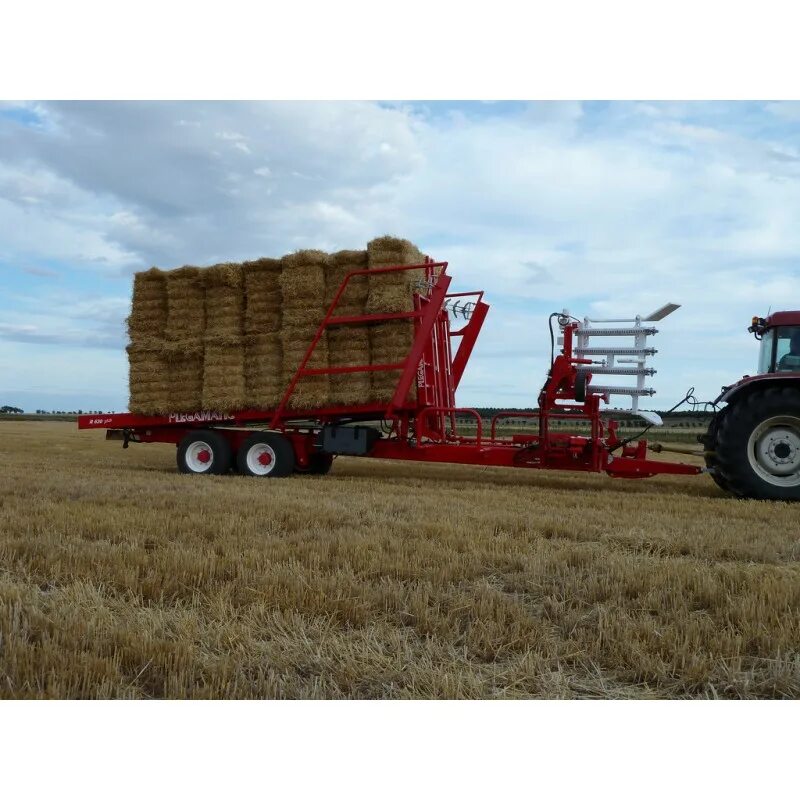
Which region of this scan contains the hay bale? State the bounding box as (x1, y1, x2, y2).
(165, 352, 205, 412)
(370, 320, 417, 404)
(127, 343, 171, 415)
(279, 251, 330, 410)
(328, 326, 371, 405)
(244, 333, 283, 409)
(281, 323, 329, 410)
(164, 266, 206, 344)
(281, 324, 328, 370)
(204, 263, 244, 338)
(161, 338, 204, 362)
(365, 236, 424, 314)
(366, 237, 425, 403)
(202, 335, 246, 412)
(279, 250, 329, 305)
(281, 305, 327, 329)
(326, 249, 369, 316)
(150, 336, 205, 412)
(243, 258, 282, 335)
(127, 267, 168, 345)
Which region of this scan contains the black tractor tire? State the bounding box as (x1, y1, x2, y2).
(236, 431, 295, 477)
(295, 453, 334, 475)
(711, 386, 800, 501)
(702, 410, 733, 494)
(177, 430, 232, 475)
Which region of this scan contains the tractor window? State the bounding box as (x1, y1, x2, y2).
(775, 326, 800, 372)
(757, 329, 774, 374)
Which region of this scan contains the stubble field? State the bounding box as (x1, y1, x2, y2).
(1, 420, 798, 699)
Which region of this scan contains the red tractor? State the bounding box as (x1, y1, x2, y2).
(704, 311, 800, 501)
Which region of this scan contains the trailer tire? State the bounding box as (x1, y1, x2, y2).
(177, 430, 232, 475)
(295, 453, 334, 475)
(713, 387, 800, 501)
(237, 432, 295, 477)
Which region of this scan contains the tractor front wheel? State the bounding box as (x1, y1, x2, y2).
(711, 387, 800, 501)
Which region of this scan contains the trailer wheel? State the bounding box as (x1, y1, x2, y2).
(177, 430, 232, 475)
(713, 387, 800, 501)
(237, 432, 295, 477)
(295, 453, 334, 475)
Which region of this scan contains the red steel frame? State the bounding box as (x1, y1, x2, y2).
(78, 260, 702, 480)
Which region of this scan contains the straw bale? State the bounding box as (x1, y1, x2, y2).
(328, 326, 371, 405)
(243, 258, 282, 335)
(288, 378, 330, 410)
(127, 343, 170, 415)
(279, 250, 329, 305)
(244, 333, 283, 369)
(281, 323, 329, 410)
(326, 249, 369, 315)
(127, 267, 168, 343)
(204, 261, 243, 289)
(164, 266, 206, 343)
(365, 236, 424, 314)
(281, 304, 326, 329)
(202, 335, 246, 412)
(165, 353, 205, 412)
(281, 325, 328, 370)
(370, 320, 416, 404)
(244, 333, 283, 409)
(161, 338, 204, 362)
(204, 263, 244, 338)
(366, 237, 424, 402)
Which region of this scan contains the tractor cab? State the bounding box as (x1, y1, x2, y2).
(749, 311, 800, 374)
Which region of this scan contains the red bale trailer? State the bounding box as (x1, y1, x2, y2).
(79, 258, 705, 485)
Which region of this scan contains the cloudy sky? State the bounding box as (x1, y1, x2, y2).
(1, 100, 799, 412)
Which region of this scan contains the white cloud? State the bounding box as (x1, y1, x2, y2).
(1, 100, 799, 410)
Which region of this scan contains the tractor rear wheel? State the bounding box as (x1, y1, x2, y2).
(711, 386, 800, 501)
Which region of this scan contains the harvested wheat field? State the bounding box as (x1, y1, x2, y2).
(1, 420, 799, 699)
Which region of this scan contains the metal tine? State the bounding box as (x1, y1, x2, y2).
(443, 298, 476, 320)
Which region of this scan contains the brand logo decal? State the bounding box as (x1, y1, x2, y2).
(168, 411, 236, 423)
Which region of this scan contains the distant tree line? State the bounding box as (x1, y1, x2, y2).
(32, 410, 114, 415)
(0, 408, 116, 415)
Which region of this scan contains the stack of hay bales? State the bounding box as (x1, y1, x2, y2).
(126, 237, 430, 415)
(202, 263, 245, 412)
(278, 250, 330, 409)
(242, 258, 283, 409)
(366, 236, 424, 404)
(163, 266, 206, 412)
(126, 268, 170, 414)
(325, 249, 371, 405)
